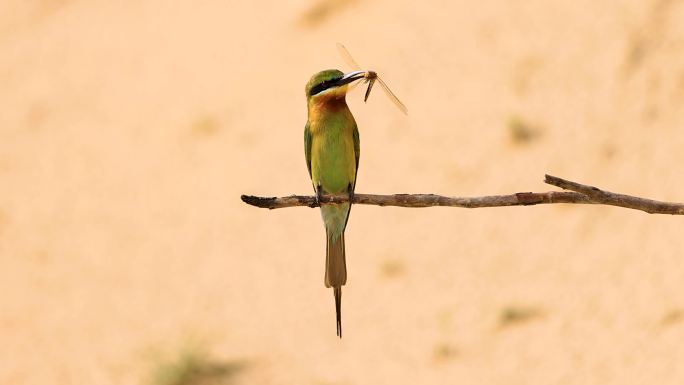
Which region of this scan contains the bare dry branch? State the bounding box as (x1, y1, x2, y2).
(544, 174, 684, 215)
(241, 174, 684, 215)
(241, 191, 590, 209)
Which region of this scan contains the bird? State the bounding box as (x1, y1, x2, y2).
(304, 69, 366, 338)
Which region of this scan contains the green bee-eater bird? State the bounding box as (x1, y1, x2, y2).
(304, 69, 366, 338)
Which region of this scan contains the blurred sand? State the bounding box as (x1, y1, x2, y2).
(1, 0, 684, 384)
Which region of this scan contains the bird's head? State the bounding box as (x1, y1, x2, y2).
(305, 69, 366, 105)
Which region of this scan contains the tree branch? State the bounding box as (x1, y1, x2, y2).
(241, 174, 684, 215)
(543, 174, 684, 215)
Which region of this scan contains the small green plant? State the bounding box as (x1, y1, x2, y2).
(661, 309, 683, 326)
(380, 258, 405, 278)
(507, 115, 541, 144)
(191, 115, 220, 137)
(149, 345, 243, 385)
(432, 342, 459, 362)
(499, 306, 543, 327)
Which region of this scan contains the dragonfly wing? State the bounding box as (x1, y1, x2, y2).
(336, 43, 362, 70)
(377, 76, 408, 114)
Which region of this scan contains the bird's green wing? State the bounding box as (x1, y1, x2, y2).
(304, 122, 312, 179)
(352, 123, 360, 190)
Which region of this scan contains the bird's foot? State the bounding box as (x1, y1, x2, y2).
(347, 184, 354, 205)
(314, 185, 323, 207)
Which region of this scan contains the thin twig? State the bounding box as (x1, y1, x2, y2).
(241, 174, 684, 215)
(544, 174, 684, 215)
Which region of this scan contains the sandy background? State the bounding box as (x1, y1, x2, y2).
(1, 0, 684, 384)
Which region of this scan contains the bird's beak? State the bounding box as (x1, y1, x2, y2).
(335, 70, 366, 87)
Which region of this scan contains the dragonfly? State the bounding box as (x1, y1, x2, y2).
(336, 43, 408, 115)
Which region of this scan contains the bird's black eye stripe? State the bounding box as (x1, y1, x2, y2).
(310, 77, 342, 96)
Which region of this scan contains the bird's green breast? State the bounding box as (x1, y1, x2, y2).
(309, 109, 357, 194)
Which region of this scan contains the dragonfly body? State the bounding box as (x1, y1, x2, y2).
(362, 71, 377, 102)
(336, 43, 407, 114)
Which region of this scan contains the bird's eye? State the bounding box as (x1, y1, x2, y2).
(310, 78, 340, 96)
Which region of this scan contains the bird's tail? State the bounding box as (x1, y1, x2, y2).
(326, 232, 346, 338)
(333, 287, 342, 337)
(325, 232, 347, 287)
